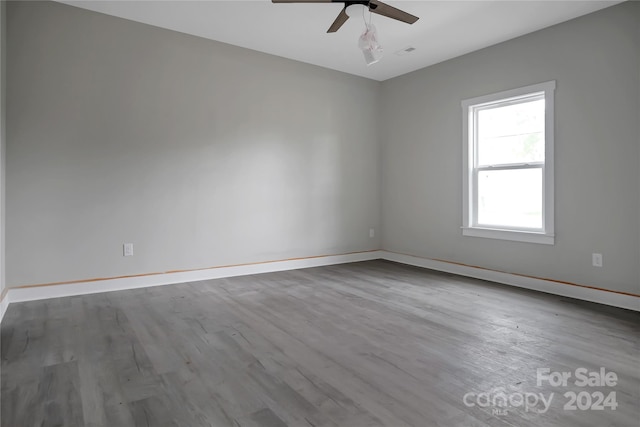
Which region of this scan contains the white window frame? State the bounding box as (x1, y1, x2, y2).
(461, 81, 555, 245)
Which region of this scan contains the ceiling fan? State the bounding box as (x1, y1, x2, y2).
(272, 0, 419, 33)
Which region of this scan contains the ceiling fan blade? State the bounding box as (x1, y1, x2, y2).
(368, 0, 419, 25)
(327, 8, 349, 33)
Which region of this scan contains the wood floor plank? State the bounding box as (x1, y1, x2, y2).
(2, 260, 639, 426)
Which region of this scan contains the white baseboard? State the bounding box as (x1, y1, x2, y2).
(6, 250, 384, 305)
(381, 251, 640, 312)
(1, 249, 637, 323)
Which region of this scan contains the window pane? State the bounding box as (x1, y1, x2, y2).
(477, 98, 544, 166)
(477, 168, 542, 229)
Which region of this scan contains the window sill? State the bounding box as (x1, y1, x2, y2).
(462, 227, 555, 245)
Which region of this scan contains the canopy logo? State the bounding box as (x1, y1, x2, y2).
(462, 367, 619, 417)
(462, 387, 553, 416)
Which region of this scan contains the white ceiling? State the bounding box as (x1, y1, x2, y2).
(58, 0, 623, 81)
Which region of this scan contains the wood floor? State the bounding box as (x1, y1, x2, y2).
(2, 260, 639, 427)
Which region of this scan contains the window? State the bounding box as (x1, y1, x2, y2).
(462, 81, 555, 245)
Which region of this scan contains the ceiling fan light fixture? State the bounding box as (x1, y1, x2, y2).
(358, 23, 383, 66)
(345, 3, 366, 18)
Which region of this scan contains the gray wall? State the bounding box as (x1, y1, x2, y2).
(7, 1, 639, 296)
(6, 1, 381, 287)
(381, 1, 640, 294)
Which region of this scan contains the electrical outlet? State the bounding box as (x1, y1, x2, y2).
(369, 228, 375, 238)
(592, 253, 603, 267)
(123, 243, 134, 257)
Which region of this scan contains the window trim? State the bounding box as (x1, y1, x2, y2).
(461, 81, 556, 245)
